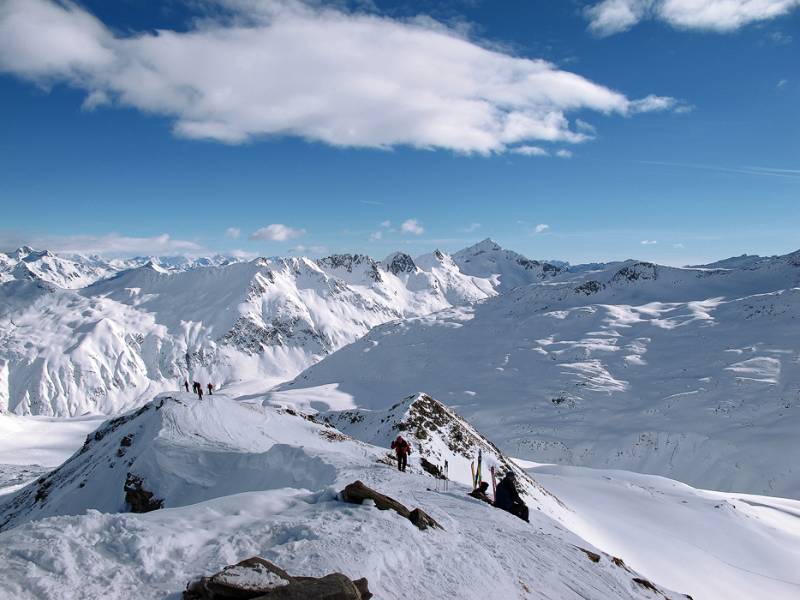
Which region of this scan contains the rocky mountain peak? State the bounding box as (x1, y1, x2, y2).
(383, 252, 417, 274)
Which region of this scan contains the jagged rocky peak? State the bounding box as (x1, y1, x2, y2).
(323, 392, 555, 506)
(317, 253, 375, 272)
(383, 252, 418, 274)
(11, 245, 38, 259)
(316, 253, 382, 282)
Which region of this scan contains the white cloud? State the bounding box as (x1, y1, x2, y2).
(586, 0, 800, 36)
(288, 244, 327, 255)
(777, 78, 788, 88)
(380, 220, 392, 228)
(249, 224, 305, 241)
(0, 232, 203, 257)
(228, 248, 258, 259)
(533, 224, 550, 234)
(464, 223, 482, 233)
(673, 242, 685, 248)
(511, 145, 549, 157)
(225, 227, 241, 239)
(369, 230, 383, 241)
(401, 219, 425, 235)
(0, 0, 683, 154)
(641, 239, 658, 245)
(556, 149, 573, 158)
(575, 119, 597, 135)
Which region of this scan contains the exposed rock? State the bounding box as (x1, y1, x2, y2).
(339, 480, 442, 531)
(419, 456, 445, 479)
(577, 547, 601, 563)
(184, 556, 372, 600)
(573, 280, 604, 295)
(383, 252, 417, 274)
(408, 508, 440, 531)
(124, 473, 163, 513)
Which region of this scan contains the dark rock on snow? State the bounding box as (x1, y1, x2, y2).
(340, 480, 442, 531)
(184, 556, 372, 600)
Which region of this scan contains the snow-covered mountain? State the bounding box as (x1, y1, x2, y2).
(0, 244, 542, 416)
(453, 238, 563, 292)
(2, 390, 797, 600)
(0, 392, 692, 599)
(277, 249, 800, 498)
(0, 246, 246, 289)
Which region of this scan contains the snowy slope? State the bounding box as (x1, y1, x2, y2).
(0, 393, 373, 531)
(530, 465, 800, 600)
(0, 248, 515, 416)
(0, 392, 689, 600)
(278, 251, 800, 497)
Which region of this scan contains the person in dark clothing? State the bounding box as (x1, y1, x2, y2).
(183, 380, 189, 393)
(469, 480, 492, 504)
(390, 435, 412, 472)
(207, 383, 214, 395)
(493, 471, 529, 522)
(192, 381, 202, 400)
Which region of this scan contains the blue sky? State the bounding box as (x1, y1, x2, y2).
(0, 0, 798, 265)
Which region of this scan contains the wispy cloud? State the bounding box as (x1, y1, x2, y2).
(288, 244, 327, 255)
(641, 239, 658, 245)
(586, 0, 800, 37)
(463, 223, 482, 233)
(0, 0, 683, 154)
(532, 224, 550, 234)
(360, 200, 384, 206)
(401, 219, 425, 235)
(777, 78, 788, 88)
(556, 149, 573, 159)
(225, 227, 241, 239)
(0, 232, 203, 257)
(249, 224, 306, 242)
(369, 230, 383, 241)
(511, 145, 549, 157)
(639, 160, 800, 179)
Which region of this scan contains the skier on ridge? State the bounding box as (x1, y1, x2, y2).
(390, 435, 412, 472)
(494, 471, 529, 522)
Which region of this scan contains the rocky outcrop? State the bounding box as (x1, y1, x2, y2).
(184, 556, 372, 600)
(383, 252, 417, 275)
(124, 473, 163, 513)
(339, 480, 442, 531)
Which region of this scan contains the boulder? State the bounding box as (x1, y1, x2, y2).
(340, 480, 442, 531)
(184, 556, 372, 600)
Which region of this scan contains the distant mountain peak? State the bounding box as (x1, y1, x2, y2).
(383, 252, 418, 274)
(459, 238, 502, 255)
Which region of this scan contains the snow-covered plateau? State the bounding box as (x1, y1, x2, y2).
(1, 240, 799, 599)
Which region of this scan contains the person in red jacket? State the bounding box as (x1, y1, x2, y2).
(390, 435, 412, 472)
